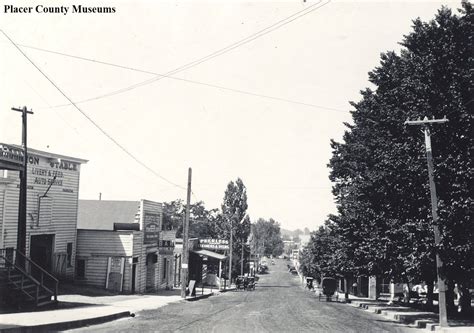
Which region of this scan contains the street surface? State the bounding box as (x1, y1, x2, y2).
(69, 259, 417, 332)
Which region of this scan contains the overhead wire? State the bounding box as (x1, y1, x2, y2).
(43, 1, 331, 108)
(0, 29, 187, 191)
(17, 43, 346, 113)
(1, 1, 333, 198)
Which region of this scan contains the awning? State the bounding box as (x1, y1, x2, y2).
(192, 249, 227, 261)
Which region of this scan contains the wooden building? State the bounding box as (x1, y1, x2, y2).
(76, 199, 171, 293)
(0, 143, 87, 280)
(174, 238, 228, 289)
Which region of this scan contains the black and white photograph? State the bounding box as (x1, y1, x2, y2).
(0, 0, 472, 332)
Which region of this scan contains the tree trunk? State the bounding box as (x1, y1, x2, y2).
(446, 280, 456, 315)
(403, 281, 411, 303)
(426, 280, 434, 309)
(458, 284, 472, 317)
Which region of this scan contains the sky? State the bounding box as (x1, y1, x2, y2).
(0, 0, 460, 231)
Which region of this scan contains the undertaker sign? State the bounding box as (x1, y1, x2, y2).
(198, 238, 230, 250)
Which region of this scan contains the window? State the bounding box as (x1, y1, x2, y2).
(146, 253, 157, 266)
(67, 243, 73, 267)
(163, 258, 167, 279)
(38, 196, 52, 225)
(76, 259, 86, 279)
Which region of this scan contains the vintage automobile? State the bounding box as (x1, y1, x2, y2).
(318, 277, 338, 301)
(235, 276, 256, 291)
(306, 277, 314, 290)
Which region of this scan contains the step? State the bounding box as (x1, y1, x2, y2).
(376, 306, 413, 314)
(393, 312, 438, 324)
(412, 319, 436, 329)
(360, 302, 389, 309)
(36, 299, 57, 307)
(9, 280, 38, 290)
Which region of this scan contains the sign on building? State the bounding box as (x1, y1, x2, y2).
(0, 143, 24, 171)
(144, 212, 160, 244)
(198, 238, 229, 250)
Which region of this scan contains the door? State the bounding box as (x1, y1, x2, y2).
(131, 263, 137, 293)
(30, 234, 54, 279)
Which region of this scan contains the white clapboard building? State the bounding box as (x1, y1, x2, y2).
(76, 199, 171, 293)
(0, 143, 87, 280)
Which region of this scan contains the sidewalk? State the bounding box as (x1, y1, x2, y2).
(347, 297, 474, 332)
(0, 287, 222, 332)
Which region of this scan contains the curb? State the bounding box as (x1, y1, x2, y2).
(185, 292, 215, 302)
(0, 311, 131, 333)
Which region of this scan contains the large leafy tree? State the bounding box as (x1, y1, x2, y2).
(162, 199, 219, 238)
(327, 2, 472, 315)
(251, 218, 284, 257)
(217, 178, 251, 277)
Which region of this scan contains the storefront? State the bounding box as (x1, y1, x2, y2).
(0, 143, 87, 280)
(174, 238, 228, 289)
(76, 199, 167, 293)
(158, 229, 176, 290)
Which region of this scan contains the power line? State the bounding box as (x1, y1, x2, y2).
(18, 43, 346, 113)
(37, 1, 331, 108)
(1, 29, 187, 191)
(1, 1, 332, 198)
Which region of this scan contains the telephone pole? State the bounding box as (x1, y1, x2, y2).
(180, 168, 192, 298)
(404, 116, 448, 328)
(228, 215, 233, 288)
(12, 106, 33, 266)
(241, 242, 244, 276)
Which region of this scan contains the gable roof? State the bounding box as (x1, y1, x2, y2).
(78, 200, 140, 230)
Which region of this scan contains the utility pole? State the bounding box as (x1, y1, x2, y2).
(228, 215, 233, 289)
(241, 242, 244, 276)
(405, 116, 448, 328)
(180, 168, 192, 298)
(12, 106, 33, 267)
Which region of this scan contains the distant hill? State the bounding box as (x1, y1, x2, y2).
(280, 227, 307, 239)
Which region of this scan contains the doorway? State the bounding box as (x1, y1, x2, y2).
(131, 262, 137, 293)
(30, 234, 54, 278)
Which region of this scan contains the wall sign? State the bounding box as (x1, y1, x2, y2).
(144, 212, 160, 244)
(198, 238, 230, 250)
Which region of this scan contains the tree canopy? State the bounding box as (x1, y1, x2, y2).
(251, 218, 284, 257)
(301, 2, 473, 316)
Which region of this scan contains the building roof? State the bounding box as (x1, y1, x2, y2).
(78, 200, 140, 230)
(1, 142, 88, 164)
(192, 249, 227, 261)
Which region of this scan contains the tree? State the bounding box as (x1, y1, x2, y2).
(251, 218, 284, 257)
(299, 224, 345, 282)
(327, 2, 473, 315)
(217, 178, 250, 278)
(162, 199, 219, 239)
(293, 229, 304, 237)
(162, 199, 184, 231)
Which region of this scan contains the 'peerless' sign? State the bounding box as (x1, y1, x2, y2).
(198, 238, 230, 250)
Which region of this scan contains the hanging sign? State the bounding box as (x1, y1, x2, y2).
(198, 238, 230, 250)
